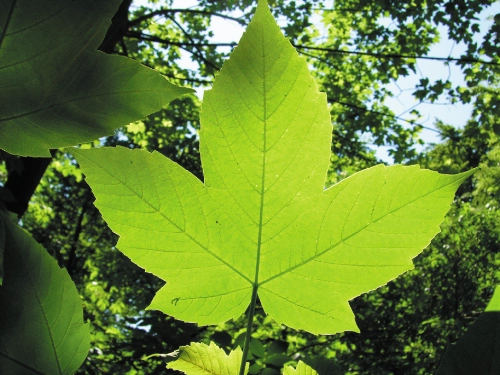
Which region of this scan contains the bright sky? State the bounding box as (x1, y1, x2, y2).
(381, 1, 500, 156)
(147, 0, 500, 162)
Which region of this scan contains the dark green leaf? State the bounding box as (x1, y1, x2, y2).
(0, 0, 192, 157)
(436, 286, 500, 375)
(0, 212, 89, 374)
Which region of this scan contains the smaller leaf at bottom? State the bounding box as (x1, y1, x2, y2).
(167, 342, 249, 375)
(283, 361, 318, 375)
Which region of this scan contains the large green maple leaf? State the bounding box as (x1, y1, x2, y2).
(71, 0, 475, 334)
(0, 0, 192, 157)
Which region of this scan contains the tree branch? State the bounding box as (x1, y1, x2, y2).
(129, 8, 246, 27)
(99, 0, 133, 54)
(126, 33, 499, 67)
(329, 98, 449, 135)
(3, 152, 55, 218)
(126, 34, 459, 142)
(126, 31, 236, 48)
(163, 13, 220, 73)
(119, 39, 129, 57)
(162, 72, 213, 84)
(293, 44, 500, 66)
(66, 200, 88, 275)
(126, 32, 224, 72)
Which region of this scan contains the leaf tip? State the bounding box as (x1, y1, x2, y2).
(255, 0, 273, 18)
(257, 0, 269, 9)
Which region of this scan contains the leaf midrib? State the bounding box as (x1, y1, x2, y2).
(5, 225, 63, 374)
(26, 262, 63, 374)
(253, 20, 269, 290)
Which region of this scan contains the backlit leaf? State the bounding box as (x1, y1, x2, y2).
(0, 212, 89, 374)
(283, 361, 318, 375)
(167, 342, 248, 375)
(71, 0, 475, 334)
(0, 0, 192, 157)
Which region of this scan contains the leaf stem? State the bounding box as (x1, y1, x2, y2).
(239, 283, 259, 375)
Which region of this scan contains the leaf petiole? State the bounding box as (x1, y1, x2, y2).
(239, 283, 259, 375)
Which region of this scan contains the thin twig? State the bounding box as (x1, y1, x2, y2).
(162, 73, 213, 84)
(126, 33, 498, 67)
(329, 98, 452, 138)
(167, 14, 220, 72)
(293, 44, 500, 66)
(126, 31, 235, 48)
(129, 8, 246, 26)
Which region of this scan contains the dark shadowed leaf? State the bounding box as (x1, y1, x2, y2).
(0, 212, 89, 374)
(437, 286, 500, 375)
(0, 0, 192, 157)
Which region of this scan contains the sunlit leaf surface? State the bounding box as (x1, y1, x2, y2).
(167, 342, 248, 375)
(283, 361, 319, 375)
(71, 0, 475, 334)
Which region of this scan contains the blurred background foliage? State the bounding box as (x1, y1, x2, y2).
(1, 0, 499, 373)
